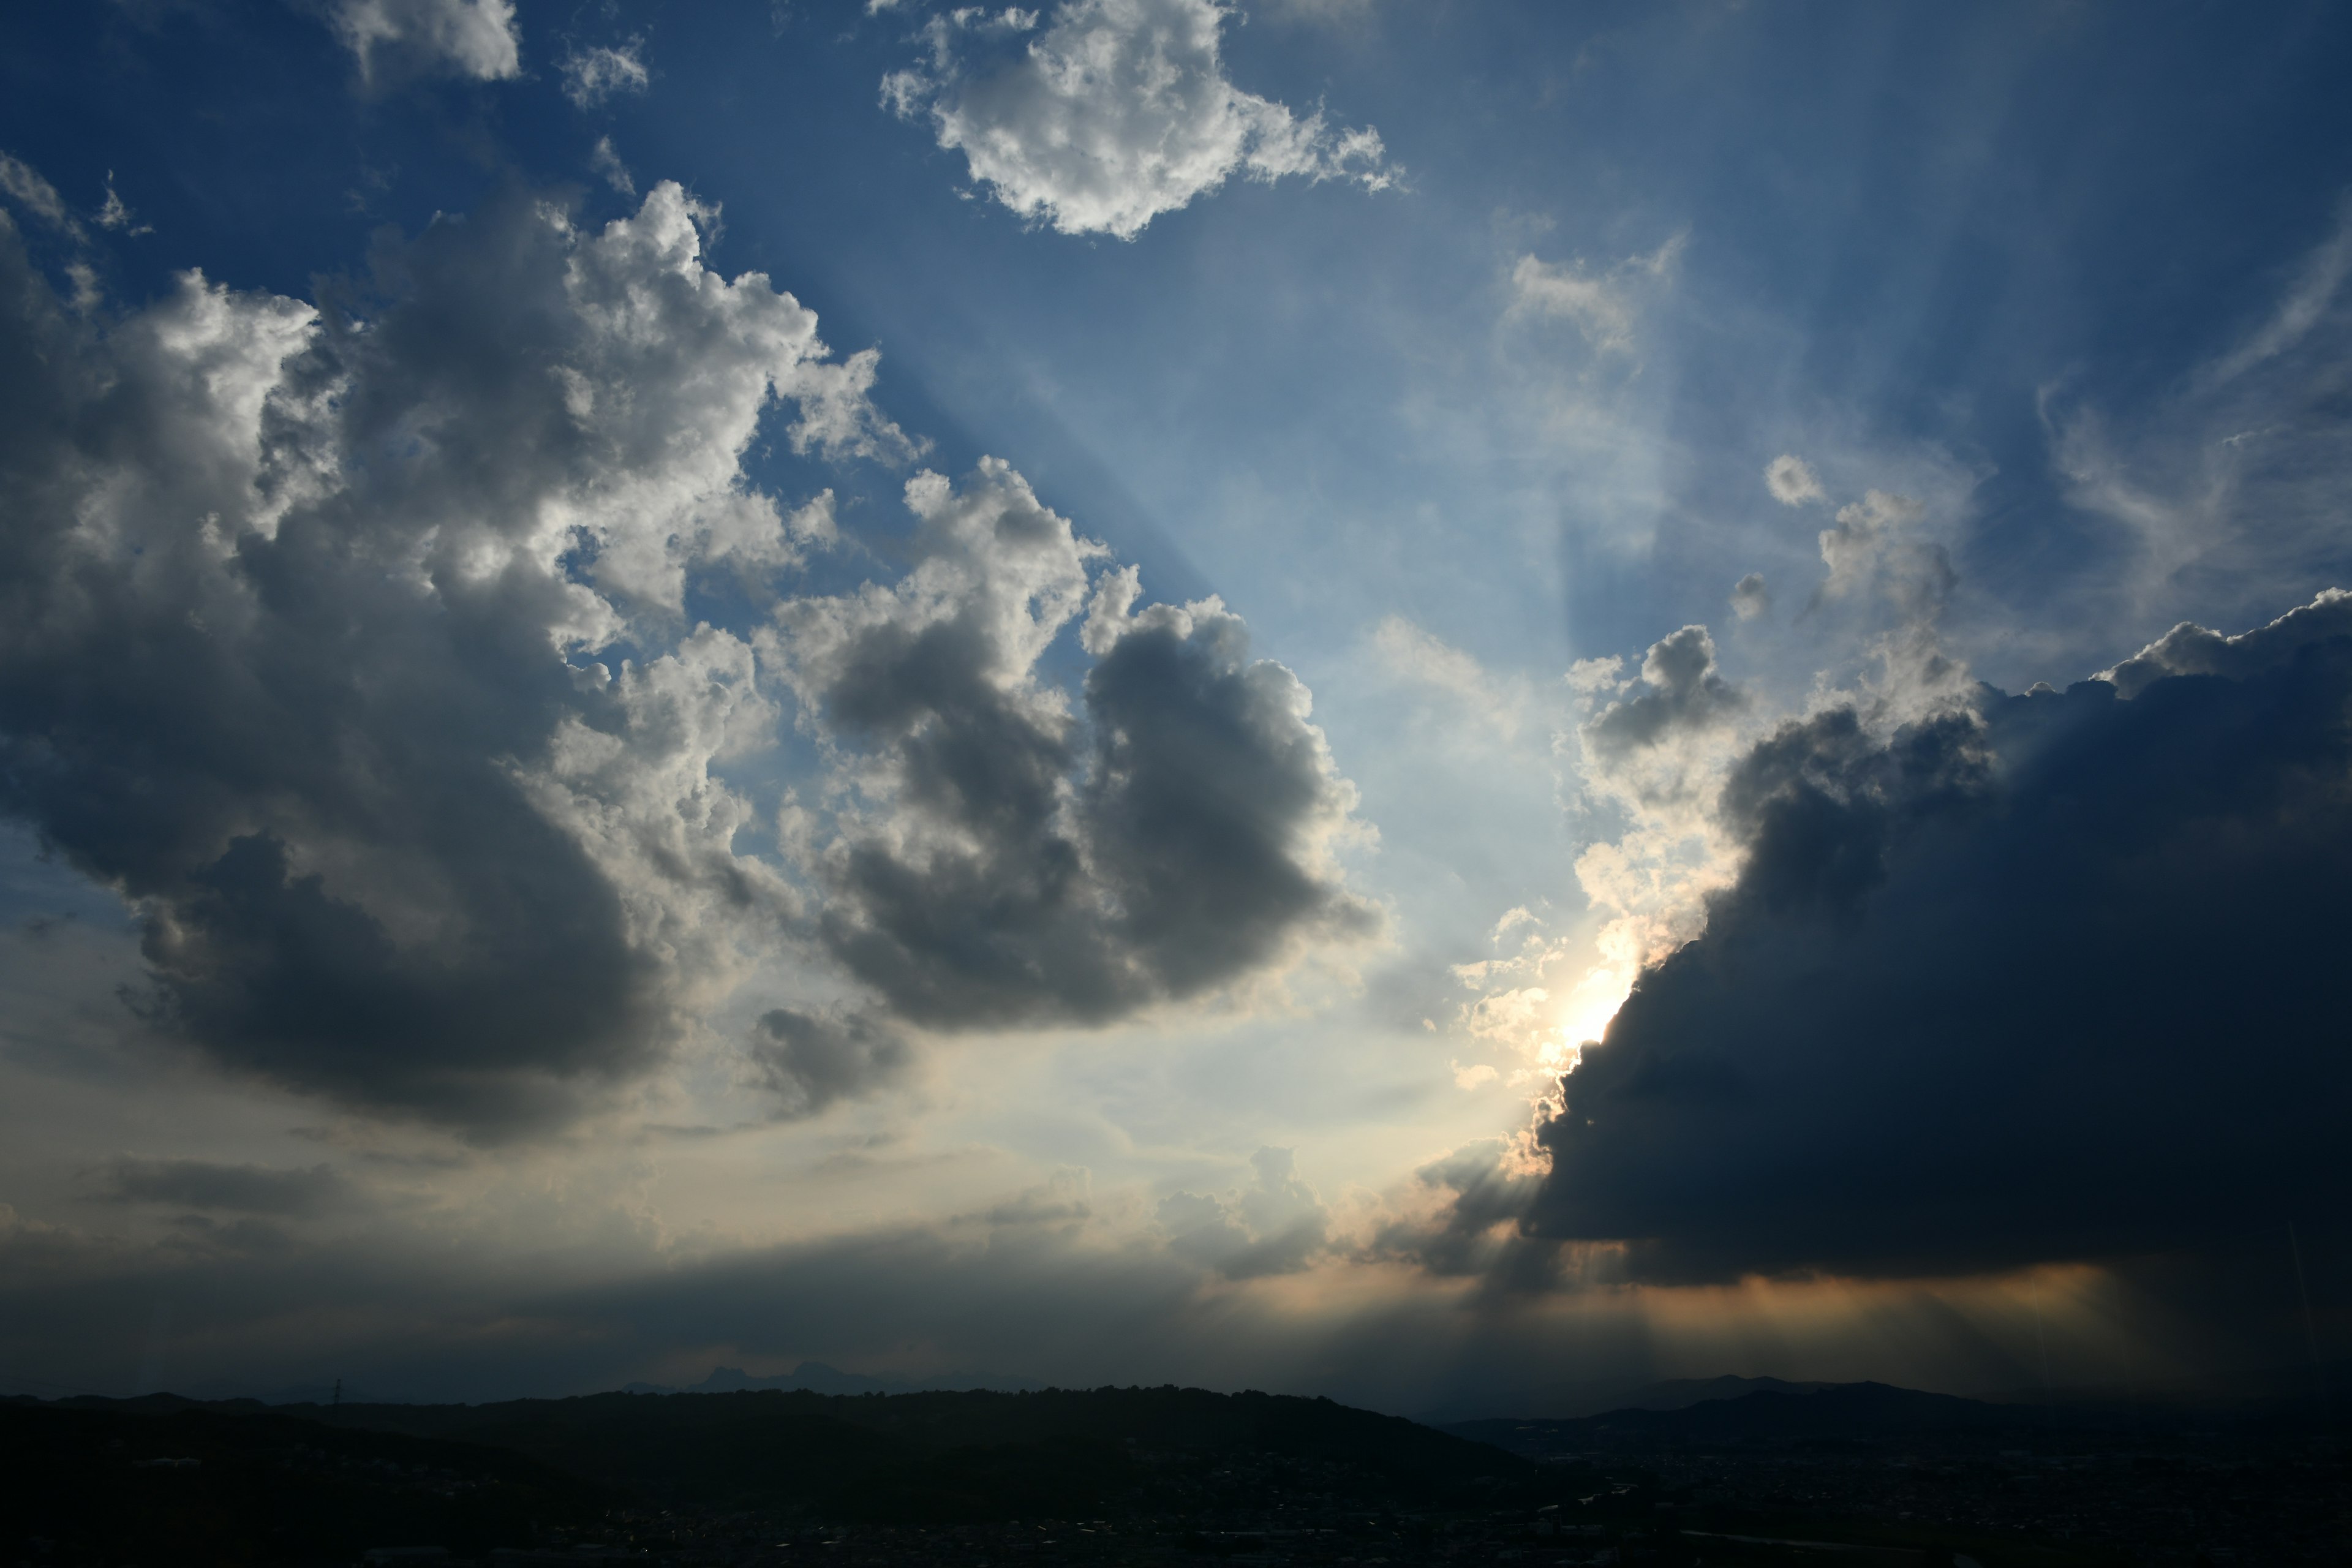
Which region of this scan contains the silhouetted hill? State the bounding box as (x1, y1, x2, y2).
(1596, 1374, 1840, 1412)
(1450, 1379, 2151, 1457)
(34, 1384, 1535, 1522)
(0, 1396, 606, 1564)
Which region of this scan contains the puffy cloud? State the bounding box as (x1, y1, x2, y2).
(750, 1008, 914, 1120)
(0, 183, 911, 1134)
(2100, 584, 2351, 697)
(771, 464, 1377, 1028)
(1524, 590, 2352, 1281)
(1729, 572, 1770, 620)
(330, 0, 522, 83)
(882, 0, 1392, 239)
(561, 40, 650, 110)
(1816, 488, 1951, 614)
(1580, 625, 1746, 793)
(1763, 453, 1823, 506)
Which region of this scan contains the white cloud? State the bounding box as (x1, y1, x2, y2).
(1508, 233, 1682, 355)
(0, 152, 85, 242)
(883, 0, 1393, 239)
(0, 181, 914, 1132)
(331, 0, 522, 83)
(1370, 615, 1524, 739)
(96, 173, 150, 236)
(589, 136, 635, 196)
(763, 462, 1377, 1028)
(561, 40, 651, 110)
(2207, 194, 2352, 386)
(1730, 572, 1770, 620)
(1763, 452, 1823, 505)
(2045, 194, 2352, 641)
(1158, 1146, 1329, 1278)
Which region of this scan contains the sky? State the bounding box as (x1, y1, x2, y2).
(1, 0, 2349, 1418)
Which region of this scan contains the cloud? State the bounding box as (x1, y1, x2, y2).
(1580, 625, 1746, 789)
(881, 0, 1392, 239)
(0, 183, 913, 1135)
(771, 466, 1378, 1028)
(750, 1008, 915, 1120)
(1764, 453, 1823, 506)
(589, 136, 635, 196)
(0, 153, 85, 241)
(1522, 589, 2352, 1282)
(1157, 1146, 1329, 1278)
(1816, 489, 1950, 611)
(2100, 584, 2351, 697)
(95, 1158, 363, 1218)
(1508, 235, 1681, 355)
(330, 0, 522, 83)
(1370, 615, 1524, 738)
(1730, 573, 1770, 620)
(2042, 193, 2352, 638)
(96, 173, 149, 236)
(561, 40, 650, 110)
(2207, 193, 2352, 386)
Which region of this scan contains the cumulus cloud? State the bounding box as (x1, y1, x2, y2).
(1580, 625, 1746, 791)
(1763, 453, 1823, 506)
(1524, 589, 2352, 1281)
(769, 464, 1378, 1028)
(561, 40, 650, 110)
(0, 183, 914, 1134)
(330, 0, 522, 83)
(881, 0, 1392, 239)
(750, 1008, 914, 1120)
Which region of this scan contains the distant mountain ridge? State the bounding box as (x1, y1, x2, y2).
(620, 1360, 1044, 1398)
(1446, 1378, 2185, 1457)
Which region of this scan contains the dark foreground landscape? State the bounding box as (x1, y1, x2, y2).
(2, 1379, 2343, 1567)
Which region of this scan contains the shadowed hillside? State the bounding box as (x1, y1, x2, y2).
(31, 1384, 1532, 1523)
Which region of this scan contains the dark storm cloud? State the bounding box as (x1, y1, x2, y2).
(1362, 1138, 1559, 1294)
(1582, 625, 1745, 775)
(94, 1158, 362, 1218)
(1524, 590, 2352, 1282)
(0, 187, 895, 1134)
(750, 1008, 913, 1120)
(782, 482, 1377, 1031)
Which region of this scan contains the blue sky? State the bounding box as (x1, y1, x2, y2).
(1, 0, 2348, 1412)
